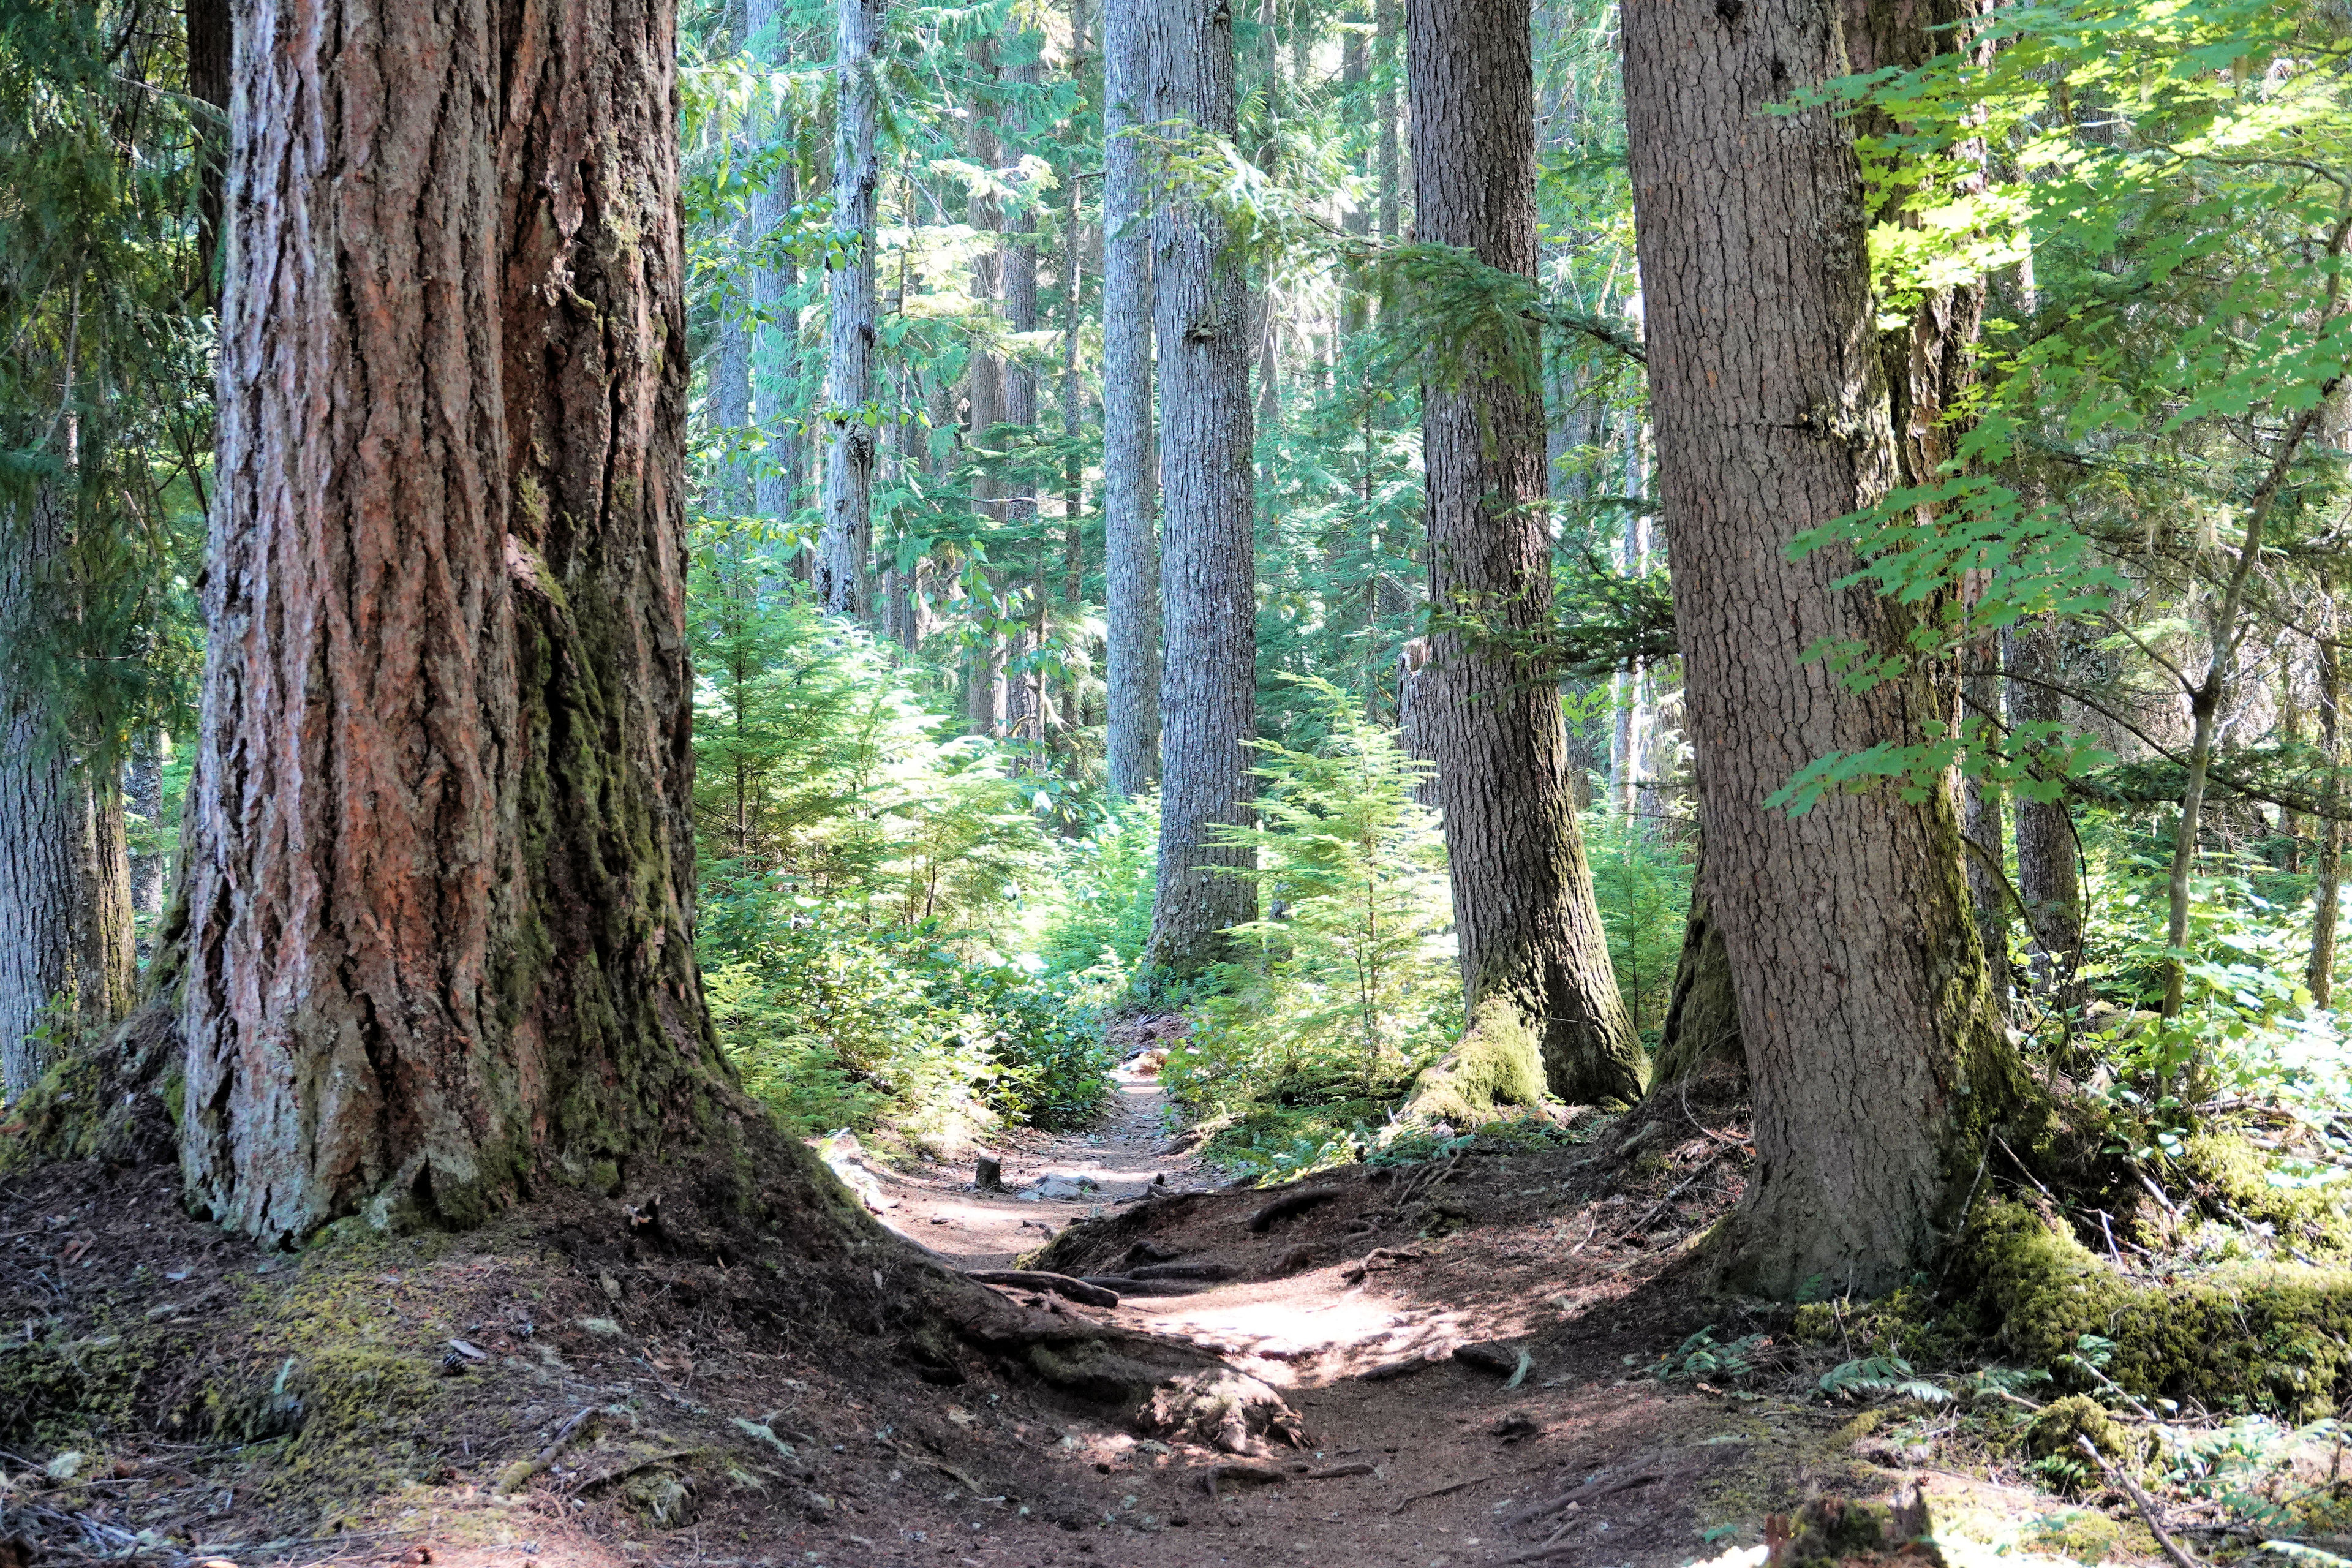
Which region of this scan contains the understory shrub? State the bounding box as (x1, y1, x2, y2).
(705, 905, 1110, 1142)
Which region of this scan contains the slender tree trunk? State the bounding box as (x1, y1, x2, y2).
(816, 0, 884, 619)
(745, 0, 799, 539)
(1625, 0, 2025, 1294)
(1142, 0, 1257, 976)
(1961, 611, 2008, 1011)
(2313, 569, 2343, 1008)
(750, 107, 801, 539)
(0, 485, 137, 1096)
(2005, 615, 2083, 1008)
(1002, 54, 1044, 753)
(127, 731, 167, 922)
(1102, 0, 1161, 796)
(1374, 0, 1401, 245)
(185, 0, 232, 309)
(1404, 0, 1643, 1110)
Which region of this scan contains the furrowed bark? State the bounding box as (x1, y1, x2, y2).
(1625, 0, 2025, 1294)
(1403, 0, 1643, 1109)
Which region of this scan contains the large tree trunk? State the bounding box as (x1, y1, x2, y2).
(1625, 0, 2024, 1295)
(0, 488, 137, 1096)
(2314, 578, 2343, 1009)
(179, 0, 782, 1242)
(1102, 0, 1161, 797)
(1142, 0, 1257, 978)
(815, 0, 883, 619)
(1403, 0, 1643, 1110)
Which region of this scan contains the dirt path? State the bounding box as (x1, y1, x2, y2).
(864, 1059, 1204, 1272)
(837, 1058, 2081, 1568)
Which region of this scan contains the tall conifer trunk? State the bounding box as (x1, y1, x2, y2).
(1142, 0, 1257, 976)
(816, 0, 884, 619)
(1403, 0, 1643, 1107)
(1101, 0, 1161, 796)
(179, 0, 826, 1243)
(1625, 0, 2024, 1294)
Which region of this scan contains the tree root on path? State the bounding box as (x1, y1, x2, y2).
(935, 1274, 1309, 1455)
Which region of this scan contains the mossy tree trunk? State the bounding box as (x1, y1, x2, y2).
(1624, 0, 2027, 1295)
(180, 0, 794, 1244)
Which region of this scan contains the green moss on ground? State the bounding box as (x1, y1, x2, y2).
(1972, 1198, 2352, 1419)
(2178, 1134, 2352, 1257)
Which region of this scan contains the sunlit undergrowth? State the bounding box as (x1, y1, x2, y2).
(689, 556, 1109, 1144)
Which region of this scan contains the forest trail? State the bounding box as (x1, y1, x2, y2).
(836, 1056, 2069, 1568)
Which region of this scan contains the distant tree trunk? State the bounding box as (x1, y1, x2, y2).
(816, 0, 884, 619)
(2005, 615, 2083, 1008)
(1374, 0, 1401, 245)
(1102, 0, 1161, 797)
(180, 0, 782, 1242)
(1626, 0, 2025, 1294)
(1339, 10, 1370, 338)
(0, 488, 136, 1096)
(1002, 53, 1044, 752)
(1142, 0, 1257, 977)
(126, 730, 167, 921)
(745, 0, 801, 543)
(1403, 0, 1644, 1111)
(184, 0, 232, 308)
(2312, 569, 2343, 1008)
(1961, 614, 2008, 1011)
(712, 234, 755, 519)
(750, 138, 801, 537)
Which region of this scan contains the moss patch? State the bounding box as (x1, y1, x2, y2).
(1397, 1000, 1548, 1126)
(1972, 1198, 2352, 1418)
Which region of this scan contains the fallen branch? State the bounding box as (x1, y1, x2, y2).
(2076, 1437, 2203, 1568)
(1130, 1260, 1237, 1281)
(1390, 1470, 1499, 1515)
(1360, 1351, 1446, 1382)
(496, 1403, 595, 1494)
(1505, 1468, 1663, 1528)
(963, 1268, 1120, 1308)
(1246, 1188, 1344, 1232)
(564, 1447, 702, 1498)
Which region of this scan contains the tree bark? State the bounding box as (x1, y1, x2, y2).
(180, 0, 788, 1243)
(0, 488, 135, 1095)
(1102, 0, 1161, 797)
(1625, 0, 2024, 1294)
(1142, 0, 1257, 977)
(816, 0, 884, 619)
(745, 0, 801, 542)
(2313, 571, 2343, 1009)
(2005, 615, 2084, 1008)
(1404, 0, 1644, 1109)
(127, 731, 167, 921)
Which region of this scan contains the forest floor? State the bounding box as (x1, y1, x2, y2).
(0, 1038, 2149, 1568)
